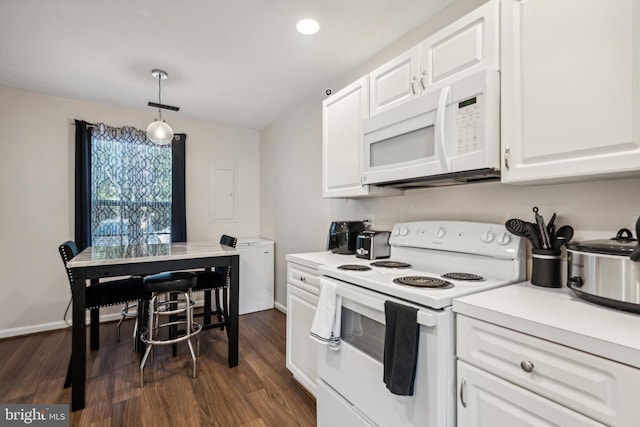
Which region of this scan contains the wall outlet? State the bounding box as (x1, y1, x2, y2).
(365, 214, 374, 228)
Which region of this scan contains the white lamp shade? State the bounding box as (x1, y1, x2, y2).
(147, 119, 174, 145)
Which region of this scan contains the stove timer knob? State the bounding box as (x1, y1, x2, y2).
(496, 232, 511, 246)
(481, 230, 494, 243)
(435, 226, 446, 238)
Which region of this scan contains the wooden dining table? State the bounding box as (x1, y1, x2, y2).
(66, 241, 240, 411)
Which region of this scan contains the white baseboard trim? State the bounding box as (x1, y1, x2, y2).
(274, 301, 287, 314)
(0, 311, 126, 340)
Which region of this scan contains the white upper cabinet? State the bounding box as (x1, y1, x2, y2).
(501, 0, 640, 184)
(369, 0, 499, 117)
(369, 46, 421, 116)
(421, 0, 499, 89)
(322, 76, 402, 198)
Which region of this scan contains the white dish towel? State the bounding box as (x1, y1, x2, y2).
(309, 278, 342, 350)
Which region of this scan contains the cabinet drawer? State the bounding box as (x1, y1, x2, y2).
(457, 315, 640, 426)
(457, 361, 605, 427)
(287, 263, 321, 295)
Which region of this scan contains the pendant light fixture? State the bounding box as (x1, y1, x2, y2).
(146, 69, 174, 145)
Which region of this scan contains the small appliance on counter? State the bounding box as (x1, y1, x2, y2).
(326, 221, 366, 254)
(567, 217, 640, 313)
(355, 230, 391, 259)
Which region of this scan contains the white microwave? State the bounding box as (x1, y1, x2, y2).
(362, 69, 500, 187)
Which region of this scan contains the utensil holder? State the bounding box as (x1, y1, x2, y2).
(531, 249, 562, 288)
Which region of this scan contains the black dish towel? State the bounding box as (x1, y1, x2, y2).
(383, 300, 419, 396)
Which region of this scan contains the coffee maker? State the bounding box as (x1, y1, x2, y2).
(326, 221, 366, 254)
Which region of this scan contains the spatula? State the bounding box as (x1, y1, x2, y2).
(505, 218, 542, 249)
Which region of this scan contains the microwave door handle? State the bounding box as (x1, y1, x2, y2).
(435, 85, 450, 173)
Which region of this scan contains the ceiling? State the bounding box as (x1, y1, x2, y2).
(0, 0, 454, 130)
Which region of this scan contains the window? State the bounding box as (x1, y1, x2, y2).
(74, 121, 186, 249)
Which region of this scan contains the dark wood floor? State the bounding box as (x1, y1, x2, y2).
(0, 309, 316, 427)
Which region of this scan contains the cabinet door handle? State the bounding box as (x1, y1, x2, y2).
(520, 360, 535, 372)
(420, 70, 426, 90)
(411, 77, 417, 95)
(504, 146, 511, 170)
(459, 378, 467, 408)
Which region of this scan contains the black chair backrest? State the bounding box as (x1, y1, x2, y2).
(220, 234, 237, 248)
(219, 235, 237, 285)
(59, 240, 80, 290)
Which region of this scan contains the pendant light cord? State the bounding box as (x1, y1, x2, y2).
(157, 74, 163, 121)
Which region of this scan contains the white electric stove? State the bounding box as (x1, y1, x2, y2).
(318, 220, 526, 309)
(315, 221, 526, 427)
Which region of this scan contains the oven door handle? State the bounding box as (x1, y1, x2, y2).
(335, 285, 438, 327)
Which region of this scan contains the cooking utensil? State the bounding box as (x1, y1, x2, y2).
(552, 225, 573, 251)
(533, 207, 551, 249)
(506, 218, 542, 249)
(546, 212, 556, 243)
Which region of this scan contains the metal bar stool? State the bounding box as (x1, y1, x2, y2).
(139, 271, 202, 387)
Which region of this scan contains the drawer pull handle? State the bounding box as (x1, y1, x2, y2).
(520, 360, 535, 372)
(300, 276, 306, 282)
(459, 378, 467, 408)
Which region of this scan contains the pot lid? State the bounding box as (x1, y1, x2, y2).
(566, 228, 637, 256)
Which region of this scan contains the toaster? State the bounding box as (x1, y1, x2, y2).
(356, 230, 391, 260)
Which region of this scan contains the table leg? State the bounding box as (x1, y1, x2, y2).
(228, 255, 239, 367)
(71, 272, 87, 411)
(89, 280, 100, 350)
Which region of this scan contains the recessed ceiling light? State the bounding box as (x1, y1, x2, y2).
(296, 18, 320, 35)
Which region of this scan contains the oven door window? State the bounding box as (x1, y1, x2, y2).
(341, 306, 385, 362)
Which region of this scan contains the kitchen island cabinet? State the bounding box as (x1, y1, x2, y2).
(453, 283, 640, 427)
(500, 0, 640, 184)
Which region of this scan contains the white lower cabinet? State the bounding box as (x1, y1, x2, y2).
(457, 362, 605, 427)
(456, 315, 640, 427)
(285, 263, 320, 395)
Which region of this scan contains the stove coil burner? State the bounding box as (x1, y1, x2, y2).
(393, 276, 454, 289)
(441, 272, 484, 281)
(337, 264, 372, 271)
(370, 261, 411, 268)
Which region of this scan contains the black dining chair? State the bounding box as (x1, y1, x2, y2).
(192, 234, 238, 332)
(59, 240, 149, 388)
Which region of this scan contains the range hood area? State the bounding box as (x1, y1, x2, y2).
(374, 168, 501, 189)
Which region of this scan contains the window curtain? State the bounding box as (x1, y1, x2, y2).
(74, 120, 186, 250)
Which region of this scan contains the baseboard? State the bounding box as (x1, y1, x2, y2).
(1, 299, 234, 340)
(0, 311, 126, 340)
(274, 301, 287, 314)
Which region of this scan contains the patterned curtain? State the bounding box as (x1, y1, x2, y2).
(90, 123, 172, 247)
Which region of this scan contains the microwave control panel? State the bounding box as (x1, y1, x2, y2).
(455, 95, 483, 154)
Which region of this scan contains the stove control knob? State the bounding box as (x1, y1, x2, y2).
(393, 227, 401, 236)
(497, 232, 511, 246)
(435, 226, 446, 238)
(400, 227, 409, 236)
(481, 230, 494, 243)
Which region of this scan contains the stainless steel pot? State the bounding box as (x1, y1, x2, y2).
(566, 227, 640, 313)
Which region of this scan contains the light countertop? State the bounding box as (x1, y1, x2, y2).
(453, 283, 640, 369)
(67, 241, 239, 268)
(285, 251, 358, 270)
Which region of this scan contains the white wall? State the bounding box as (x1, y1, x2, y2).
(0, 85, 260, 337)
(259, 0, 640, 309)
